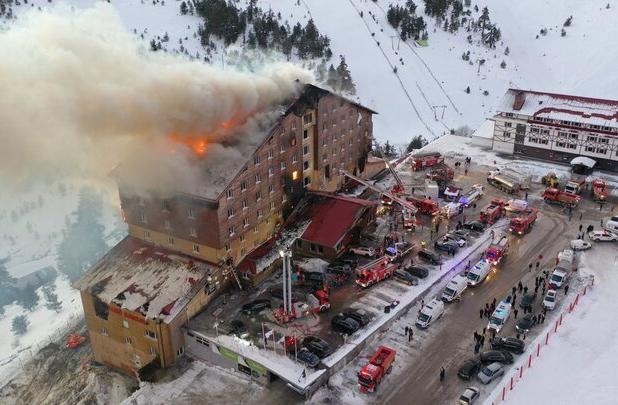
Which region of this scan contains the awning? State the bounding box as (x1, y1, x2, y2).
(570, 156, 596, 168)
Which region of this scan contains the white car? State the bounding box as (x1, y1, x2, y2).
(349, 246, 375, 257)
(459, 386, 480, 404)
(444, 233, 467, 247)
(543, 290, 558, 310)
(604, 216, 618, 233)
(589, 230, 618, 242)
(570, 239, 592, 251)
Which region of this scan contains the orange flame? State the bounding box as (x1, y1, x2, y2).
(169, 133, 208, 157)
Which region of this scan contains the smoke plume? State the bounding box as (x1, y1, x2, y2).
(0, 4, 313, 195)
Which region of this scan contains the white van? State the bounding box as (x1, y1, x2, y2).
(441, 274, 468, 302)
(605, 216, 618, 233)
(487, 300, 512, 333)
(415, 298, 445, 329)
(549, 269, 568, 289)
(466, 260, 492, 286)
(558, 249, 574, 264)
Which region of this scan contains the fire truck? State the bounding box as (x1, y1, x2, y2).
(426, 164, 454, 182)
(592, 179, 608, 202)
(410, 152, 444, 171)
(406, 196, 439, 215)
(403, 209, 416, 229)
(543, 188, 581, 208)
(273, 290, 330, 324)
(355, 257, 397, 288)
(509, 208, 538, 235)
(484, 236, 509, 265)
(458, 184, 484, 207)
(385, 242, 415, 263)
(358, 346, 396, 393)
(564, 179, 586, 195)
(479, 199, 505, 225)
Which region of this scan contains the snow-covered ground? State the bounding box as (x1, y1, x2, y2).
(486, 245, 618, 405)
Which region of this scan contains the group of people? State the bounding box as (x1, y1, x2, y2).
(403, 325, 414, 342)
(473, 329, 488, 353)
(479, 298, 498, 319)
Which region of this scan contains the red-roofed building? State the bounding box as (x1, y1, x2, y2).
(492, 89, 618, 172)
(294, 193, 377, 260)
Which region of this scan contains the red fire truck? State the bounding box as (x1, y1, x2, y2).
(426, 164, 454, 182)
(509, 208, 538, 235)
(273, 290, 330, 324)
(410, 152, 444, 171)
(355, 257, 397, 288)
(484, 236, 509, 265)
(407, 196, 440, 215)
(358, 346, 396, 393)
(543, 188, 581, 207)
(479, 199, 505, 225)
(592, 179, 608, 202)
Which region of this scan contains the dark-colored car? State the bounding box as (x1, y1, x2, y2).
(463, 221, 486, 232)
(302, 336, 332, 358)
(331, 314, 361, 335)
(394, 269, 420, 285)
(452, 229, 471, 239)
(304, 271, 326, 283)
(490, 337, 525, 354)
(326, 266, 349, 277)
(242, 299, 271, 315)
(434, 239, 459, 254)
(479, 350, 514, 365)
(516, 314, 537, 334)
(296, 349, 320, 368)
(417, 249, 442, 265)
(336, 256, 359, 267)
(343, 308, 372, 326)
(457, 358, 482, 380)
(405, 265, 430, 279)
(519, 292, 537, 310)
(228, 319, 249, 339)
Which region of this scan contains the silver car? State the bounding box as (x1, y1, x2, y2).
(477, 362, 504, 384)
(459, 386, 480, 404)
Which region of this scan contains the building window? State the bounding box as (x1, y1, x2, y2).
(296, 240, 302, 248)
(292, 121, 297, 130)
(144, 230, 151, 240)
(139, 211, 146, 223)
(100, 327, 108, 336)
(303, 129, 309, 139)
(167, 236, 175, 245)
(292, 170, 299, 180)
(145, 330, 157, 340)
(188, 207, 195, 219)
(255, 173, 262, 183)
(253, 226, 258, 234)
(310, 243, 316, 252)
(268, 150, 274, 159)
(227, 189, 233, 199)
(176, 346, 184, 356)
(164, 220, 171, 230)
(585, 146, 595, 152)
(268, 167, 274, 177)
(280, 161, 286, 170)
(270, 201, 275, 210)
(304, 177, 311, 186)
(192, 244, 200, 253)
(269, 184, 274, 194)
(292, 154, 298, 163)
(150, 347, 157, 355)
(254, 155, 260, 165)
(225, 243, 231, 251)
(189, 227, 197, 237)
(256, 191, 262, 201)
(243, 218, 250, 227)
(240, 234, 245, 242)
(227, 208, 235, 218)
(303, 145, 309, 155)
(125, 337, 133, 345)
(257, 209, 263, 219)
(596, 148, 607, 154)
(303, 112, 313, 125)
(280, 144, 285, 153)
(282, 194, 287, 203)
(228, 226, 235, 237)
(240, 181, 247, 192)
(123, 319, 129, 329)
(318, 245, 324, 253)
(303, 161, 310, 170)
(162, 199, 171, 212)
(504, 122, 512, 127)
(242, 199, 248, 210)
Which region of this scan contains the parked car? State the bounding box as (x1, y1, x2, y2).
(326, 266, 349, 276)
(418, 249, 442, 265)
(296, 349, 320, 368)
(452, 229, 471, 239)
(463, 221, 486, 232)
(336, 256, 359, 267)
(604, 216, 618, 233)
(228, 320, 250, 339)
(570, 239, 592, 251)
(477, 362, 505, 384)
(444, 233, 467, 247)
(242, 299, 272, 315)
(405, 265, 430, 279)
(589, 230, 618, 242)
(549, 269, 569, 289)
(516, 314, 537, 334)
(519, 292, 537, 310)
(457, 358, 482, 380)
(394, 269, 420, 286)
(479, 350, 514, 365)
(459, 386, 480, 405)
(543, 289, 558, 310)
(349, 246, 376, 257)
(434, 239, 459, 254)
(302, 336, 332, 358)
(331, 314, 360, 335)
(490, 337, 525, 354)
(343, 308, 372, 326)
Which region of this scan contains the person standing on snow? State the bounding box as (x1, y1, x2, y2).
(440, 367, 446, 382)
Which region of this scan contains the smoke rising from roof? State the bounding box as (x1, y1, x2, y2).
(0, 4, 312, 194)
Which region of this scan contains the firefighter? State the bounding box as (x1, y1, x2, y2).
(439, 367, 445, 382)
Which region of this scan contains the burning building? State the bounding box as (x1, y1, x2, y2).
(76, 84, 376, 376)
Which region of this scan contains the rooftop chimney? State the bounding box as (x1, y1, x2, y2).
(513, 91, 526, 110)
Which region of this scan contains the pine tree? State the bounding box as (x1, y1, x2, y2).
(478, 7, 490, 36)
(12, 315, 29, 336)
(500, 60, 507, 68)
(563, 16, 572, 27)
(406, 135, 427, 152)
(43, 285, 62, 313)
(504, 46, 510, 55)
(465, 86, 471, 94)
(180, 1, 188, 15)
(326, 64, 339, 90)
(336, 56, 356, 94)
